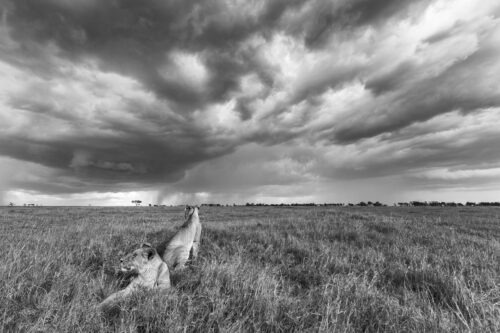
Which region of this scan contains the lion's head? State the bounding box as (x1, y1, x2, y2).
(184, 205, 200, 220)
(120, 243, 157, 273)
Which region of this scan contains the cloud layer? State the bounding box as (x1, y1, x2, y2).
(1, 0, 500, 205)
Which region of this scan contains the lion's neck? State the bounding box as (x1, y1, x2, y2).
(182, 210, 199, 228)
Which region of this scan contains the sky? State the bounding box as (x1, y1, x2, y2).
(0, 0, 500, 206)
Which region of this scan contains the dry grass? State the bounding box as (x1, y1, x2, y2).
(0, 206, 499, 332)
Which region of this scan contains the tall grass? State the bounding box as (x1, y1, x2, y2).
(0, 206, 498, 332)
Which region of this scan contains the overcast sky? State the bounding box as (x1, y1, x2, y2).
(1, 0, 500, 206)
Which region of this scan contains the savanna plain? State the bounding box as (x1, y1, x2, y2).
(0, 206, 499, 332)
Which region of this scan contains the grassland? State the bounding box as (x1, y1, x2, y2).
(0, 206, 499, 332)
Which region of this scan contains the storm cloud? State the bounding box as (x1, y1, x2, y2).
(1, 0, 500, 205)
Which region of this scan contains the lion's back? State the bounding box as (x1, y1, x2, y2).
(163, 224, 199, 268)
(166, 226, 195, 248)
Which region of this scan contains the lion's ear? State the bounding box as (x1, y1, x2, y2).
(143, 246, 156, 260)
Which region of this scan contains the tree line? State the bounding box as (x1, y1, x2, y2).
(396, 201, 500, 207)
(202, 201, 500, 207)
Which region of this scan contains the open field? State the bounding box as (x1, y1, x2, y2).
(0, 206, 499, 332)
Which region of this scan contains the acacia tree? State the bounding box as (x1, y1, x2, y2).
(131, 200, 142, 206)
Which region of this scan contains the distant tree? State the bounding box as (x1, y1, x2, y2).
(131, 200, 142, 206)
(8, 202, 14, 207)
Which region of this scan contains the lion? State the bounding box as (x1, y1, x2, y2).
(162, 205, 202, 270)
(99, 243, 170, 310)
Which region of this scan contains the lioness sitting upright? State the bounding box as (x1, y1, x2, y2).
(163, 205, 202, 270)
(99, 243, 170, 310)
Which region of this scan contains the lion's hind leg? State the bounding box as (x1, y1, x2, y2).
(172, 246, 190, 270)
(164, 245, 190, 270)
(163, 245, 177, 269)
(190, 241, 200, 261)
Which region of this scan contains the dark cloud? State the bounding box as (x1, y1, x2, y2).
(6, 1, 218, 106)
(332, 39, 500, 143)
(344, 0, 432, 26)
(423, 20, 466, 45)
(0, 122, 232, 185)
(1, 73, 236, 190)
(3, 0, 432, 104)
(4, 0, 309, 109)
(295, 0, 431, 47)
(365, 61, 416, 96)
(331, 124, 500, 180)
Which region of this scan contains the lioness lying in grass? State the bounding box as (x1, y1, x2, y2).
(99, 243, 170, 310)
